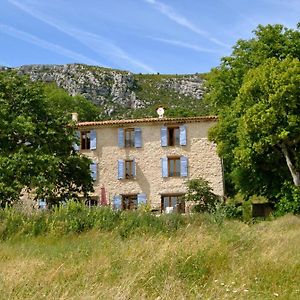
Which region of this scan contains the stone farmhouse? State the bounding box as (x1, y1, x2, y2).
(74, 114, 224, 213)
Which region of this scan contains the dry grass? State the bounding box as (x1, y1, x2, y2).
(0, 215, 299, 299)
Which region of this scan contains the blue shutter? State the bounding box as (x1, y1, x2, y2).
(180, 125, 187, 146)
(90, 161, 97, 181)
(73, 130, 80, 151)
(132, 159, 136, 177)
(180, 156, 188, 177)
(134, 128, 142, 148)
(90, 129, 97, 150)
(118, 159, 125, 179)
(161, 126, 167, 147)
(118, 128, 124, 148)
(137, 193, 147, 205)
(38, 199, 47, 210)
(161, 157, 168, 177)
(113, 195, 122, 210)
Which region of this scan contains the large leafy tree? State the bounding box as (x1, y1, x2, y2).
(206, 24, 300, 199)
(0, 71, 93, 206)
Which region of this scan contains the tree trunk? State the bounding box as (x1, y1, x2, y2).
(281, 144, 300, 187)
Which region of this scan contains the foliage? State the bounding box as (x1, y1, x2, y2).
(0, 72, 93, 206)
(206, 23, 300, 201)
(43, 83, 102, 121)
(275, 181, 300, 215)
(185, 178, 221, 212)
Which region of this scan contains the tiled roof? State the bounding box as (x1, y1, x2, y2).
(76, 116, 217, 128)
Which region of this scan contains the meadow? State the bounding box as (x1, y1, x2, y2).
(0, 203, 299, 299)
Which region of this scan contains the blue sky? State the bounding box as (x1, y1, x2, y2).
(0, 0, 299, 74)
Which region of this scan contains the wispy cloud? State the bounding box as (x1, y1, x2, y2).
(9, 0, 156, 72)
(144, 0, 230, 48)
(0, 24, 101, 65)
(150, 37, 223, 54)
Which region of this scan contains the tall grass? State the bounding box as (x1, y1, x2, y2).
(0, 201, 190, 240)
(0, 203, 299, 299)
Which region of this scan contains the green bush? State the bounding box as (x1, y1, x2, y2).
(275, 181, 300, 215)
(185, 178, 221, 212)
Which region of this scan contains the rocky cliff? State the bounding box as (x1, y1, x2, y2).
(14, 64, 207, 119)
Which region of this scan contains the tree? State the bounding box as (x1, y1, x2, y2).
(0, 71, 94, 206)
(206, 24, 300, 199)
(43, 83, 102, 121)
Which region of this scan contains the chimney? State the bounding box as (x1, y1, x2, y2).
(71, 112, 78, 122)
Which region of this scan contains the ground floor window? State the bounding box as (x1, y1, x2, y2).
(122, 194, 138, 210)
(85, 197, 98, 207)
(161, 194, 185, 213)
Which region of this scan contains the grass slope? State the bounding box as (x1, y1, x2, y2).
(0, 213, 299, 299)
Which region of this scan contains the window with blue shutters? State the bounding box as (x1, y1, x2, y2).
(161, 156, 188, 177)
(90, 129, 97, 150)
(90, 161, 97, 181)
(118, 128, 142, 148)
(118, 159, 136, 179)
(161, 125, 186, 147)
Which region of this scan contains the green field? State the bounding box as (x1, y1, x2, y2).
(0, 209, 299, 300)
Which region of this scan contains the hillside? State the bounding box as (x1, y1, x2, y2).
(9, 64, 207, 120)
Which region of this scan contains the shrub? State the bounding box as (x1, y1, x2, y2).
(185, 178, 221, 212)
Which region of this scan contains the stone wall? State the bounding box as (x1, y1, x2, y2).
(81, 119, 224, 209)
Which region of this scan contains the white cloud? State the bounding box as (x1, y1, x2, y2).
(9, 0, 156, 73)
(144, 0, 230, 48)
(0, 24, 101, 65)
(150, 36, 223, 54)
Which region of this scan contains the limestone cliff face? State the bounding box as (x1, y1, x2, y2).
(14, 64, 206, 117)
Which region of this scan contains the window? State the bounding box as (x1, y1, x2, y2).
(81, 130, 90, 150)
(168, 157, 181, 177)
(122, 194, 138, 210)
(161, 195, 185, 213)
(125, 128, 135, 148)
(113, 193, 146, 210)
(118, 128, 142, 148)
(161, 125, 186, 147)
(125, 160, 135, 179)
(118, 159, 136, 179)
(161, 156, 188, 177)
(168, 127, 180, 146)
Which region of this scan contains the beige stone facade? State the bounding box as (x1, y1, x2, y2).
(76, 116, 224, 212)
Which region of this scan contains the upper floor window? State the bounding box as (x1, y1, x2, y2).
(81, 131, 90, 150)
(168, 127, 180, 146)
(161, 156, 188, 178)
(118, 128, 142, 148)
(74, 129, 96, 151)
(125, 128, 135, 148)
(168, 156, 181, 177)
(118, 159, 136, 179)
(161, 125, 186, 147)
